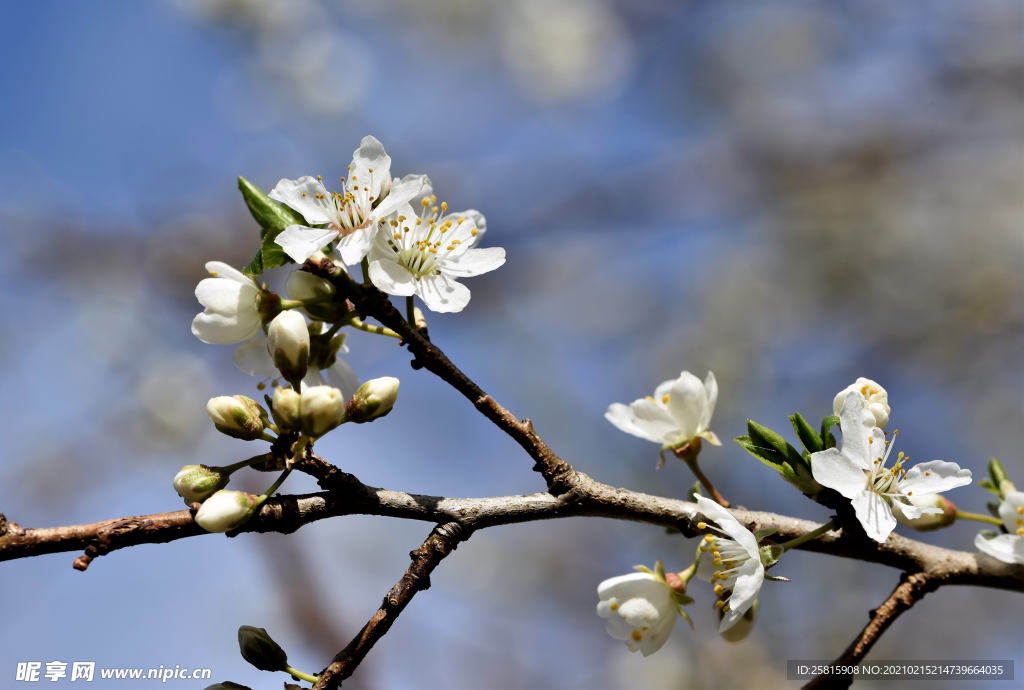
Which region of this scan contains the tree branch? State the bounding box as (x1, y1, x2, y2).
(311, 522, 470, 689)
(802, 573, 938, 690)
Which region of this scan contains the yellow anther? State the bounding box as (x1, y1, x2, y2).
(1017, 506, 1024, 515)
(719, 573, 729, 581)
(471, 228, 478, 236)
(704, 535, 714, 543)
(317, 175, 322, 180)
(209, 270, 219, 277)
(432, 206, 439, 214)
(458, 217, 465, 224)
(430, 195, 437, 204)
(390, 219, 399, 226)
(429, 248, 437, 254)
(452, 239, 461, 245)
(714, 584, 723, 596)
(270, 380, 278, 388)
(256, 382, 266, 391)
(441, 227, 448, 233)
(416, 218, 423, 225)
(610, 602, 618, 611)
(398, 215, 406, 222)
(661, 395, 670, 404)
(421, 198, 430, 207)
(394, 233, 402, 240)
(722, 605, 730, 613)
(1017, 528, 1024, 535)
(444, 219, 452, 227)
(302, 192, 307, 197)
(368, 168, 373, 173)
(404, 227, 410, 233)
(699, 545, 709, 552)
(713, 559, 723, 567)
(347, 165, 352, 170)
(697, 522, 707, 530)
(441, 201, 447, 211)
(646, 395, 654, 402)
(925, 471, 931, 476)
(869, 437, 873, 444)
(631, 630, 642, 641)
(907, 491, 913, 496)
(716, 600, 725, 609)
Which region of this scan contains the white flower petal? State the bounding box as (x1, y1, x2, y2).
(975, 533, 1024, 565)
(605, 403, 663, 444)
(368, 259, 416, 296)
(667, 372, 707, 441)
(850, 489, 897, 542)
(617, 597, 660, 628)
(440, 247, 506, 278)
(191, 279, 262, 344)
(192, 311, 262, 344)
(233, 334, 278, 377)
(415, 273, 472, 313)
(652, 379, 675, 404)
(810, 448, 868, 499)
(275, 225, 340, 263)
(998, 492, 1024, 532)
(835, 392, 878, 470)
(373, 173, 427, 219)
(718, 558, 763, 633)
(638, 613, 676, 657)
(327, 358, 361, 400)
(204, 261, 251, 285)
(890, 500, 942, 520)
(335, 225, 377, 266)
(701, 371, 718, 432)
(300, 369, 327, 390)
(269, 177, 333, 225)
(351, 135, 392, 184)
(696, 496, 759, 556)
(447, 209, 487, 246)
(597, 572, 657, 600)
(628, 398, 680, 445)
(898, 460, 972, 495)
(605, 613, 636, 640)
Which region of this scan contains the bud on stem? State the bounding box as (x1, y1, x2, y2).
(207, 395, 270, 441)
(194, 490, 258, 532)
(345, 377, 400, 424)
(268, 311, 309, 385)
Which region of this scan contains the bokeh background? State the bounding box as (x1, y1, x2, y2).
(1, 1, 1022, 688)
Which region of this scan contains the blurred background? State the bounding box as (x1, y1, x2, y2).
(1, 0, 1021, 688)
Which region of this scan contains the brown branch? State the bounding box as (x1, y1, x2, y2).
(308, 260, 578, 494)
(802, 573, 938, 690)
(311, 522, 469, 689)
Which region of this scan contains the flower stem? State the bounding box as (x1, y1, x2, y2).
(220, 455, 269, 475)
(255, 469, 291, 506)
(260, 431, 278, 443)
(300, 293, 336, 306)
(321, 321, 344, 340)
(406, 295, 416, 328)
(347, 317, 401, 339)
(361, 257, 371, 286)
(954, 510, 1003, 527)
(780, 520, 836, 552)
(682, 457, 730, 507)
(283, 666, 320, 684)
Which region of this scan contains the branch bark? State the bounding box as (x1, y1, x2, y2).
(802, 573, 938, 690)
(311, 522, 470, 690)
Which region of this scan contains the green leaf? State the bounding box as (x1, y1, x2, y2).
(987, 501, 1001, 519)
(242, 226, 295, 277)
(988, 458, 1016, 496)
(977, 477, 1002, 498)
(735, 430, 823, 497)
(238, 176, 306, 237)
(747, 420, 805, 467)
(753, 526, 778, 543)
(686, 480, 702, 503)
(790, 412, 824, 454)
(672, 592, 695, 607)
(820, 415, 840, 450)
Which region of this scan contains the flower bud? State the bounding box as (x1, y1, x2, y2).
(285, 270, 334, 302)
(345, 377, 400, 424)
(271, 387, 302, 432)
(237, 626, 288, 672)
(207, 395, 268, 440)
(664, 571, 687, 594)
(173, 465, 229, 505)
(300, 385, 346, 436)
(718, 599, 758, 643)
(268, 311, 309, 383)
(194, 490, 257, 533)
(895, 494, 957, 531)
(834, 377, 890, 428)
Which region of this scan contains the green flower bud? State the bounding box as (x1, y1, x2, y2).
(268, 311, 309, 383)
(194, 490, 257, 533)
(237, 626, 288, 672)
(718, 599, 758, 643)
(207, 395, 268, 441)
(301, 385, 346, 436)
(345, 377, 400, 424)
(173, 465, 229, 505)
(271, 387, 302, 432)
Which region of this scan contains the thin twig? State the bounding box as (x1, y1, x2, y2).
(312, 522, 470, 689)
(802, 573, 938, 690)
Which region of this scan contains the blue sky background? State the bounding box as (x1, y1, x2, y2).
(1, 1, 1022, 688)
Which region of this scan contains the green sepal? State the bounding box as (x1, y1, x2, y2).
(654, 559, 667, 582)
(243, 226, 295, 277)
(686, 480, 702, 503)
(678, 607, 694, 629)
(632, 565, 654, 575)
(237, 176, 306, 276)
(753, 526, 778, 543)
(987, 500, 1001, 519)
(764, 573, 792, 583)
(759, 544, 784, 569)
(820, 415, 840, 450)
(665, 526, 681, 535)
(790, 412, 824, 454)
(672, 591, 694, 607)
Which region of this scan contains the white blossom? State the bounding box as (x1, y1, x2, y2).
(300, 385, 346, 436)
(975, 492, 1024, 565)
(345, 376, 400, 423)
(695, 496, 764, 633)
(173, 465, 227, 505)
(605, 371, 720, 451)
(367, 199, 505, 313)
(811, 392, 971, 543)
(596, 572, 677, 656)
(271, 136, 428, 265)
(267, 311, 309, 380)
(833, 377, 890, 429)
(194, 490, 257, 533)
(191, 262, 262, 344)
